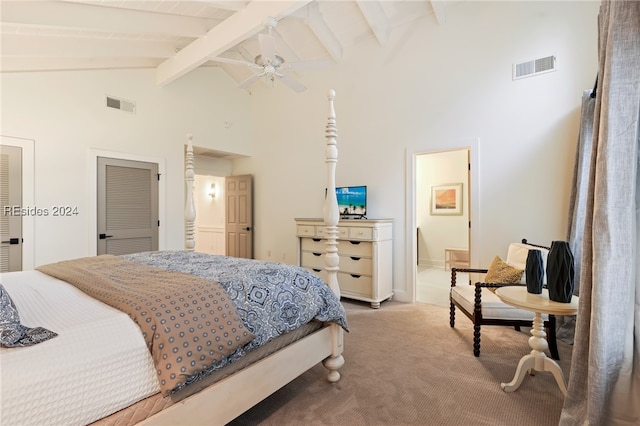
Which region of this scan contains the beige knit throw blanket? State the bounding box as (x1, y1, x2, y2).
(37, 255, 255, 395)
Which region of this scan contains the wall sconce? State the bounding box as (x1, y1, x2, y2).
(208, 183, 217, 198)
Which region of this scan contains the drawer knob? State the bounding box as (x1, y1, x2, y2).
(350, 256, 361, 261)
(350, 241, 361, 245)
(313, 252, 322, 256)
(350, 274, 361, 278)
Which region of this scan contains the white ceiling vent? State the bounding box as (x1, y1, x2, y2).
(105, 95, 136, 114)
(513, 55, 557, 80)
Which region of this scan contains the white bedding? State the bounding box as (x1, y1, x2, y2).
(0, 270, 160, 426)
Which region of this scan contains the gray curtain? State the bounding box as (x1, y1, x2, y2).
(567, 89, 597, 298)
(560, 1, 640, 424)
(559, 89, 597, 345)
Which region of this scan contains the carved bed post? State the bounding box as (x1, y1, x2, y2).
(322, 89, 345, 383)
(185, 134, 196, 251)
(323, 89, 340, 298)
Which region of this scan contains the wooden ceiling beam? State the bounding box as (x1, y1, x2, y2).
(0, 57, 161, 73)
(1, 1, 213, 38)
(304, 2, 343, 63)
(1, 34, 176, 58)
(430, 1, 447, 25)
(156, 0, 311, 86)
(192, 1, 249, 12)
(355, 0, 390, 45)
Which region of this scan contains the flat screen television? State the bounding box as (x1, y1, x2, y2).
(335, 185, 367, 218)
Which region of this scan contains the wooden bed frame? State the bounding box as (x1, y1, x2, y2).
(139, 90, 345, 425)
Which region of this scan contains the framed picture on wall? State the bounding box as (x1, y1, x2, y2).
(431, 183, 463, 215)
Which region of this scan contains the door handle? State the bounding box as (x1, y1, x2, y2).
(1, 238, 20, 245)
(99, 234, 113, 239)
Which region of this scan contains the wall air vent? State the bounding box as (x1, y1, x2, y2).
(105, 95, 136, 114)
(512, 55, 557, 80)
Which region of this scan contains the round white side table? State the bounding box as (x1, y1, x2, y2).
(494, 286, 579, 396)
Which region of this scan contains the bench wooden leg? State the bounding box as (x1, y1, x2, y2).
(473, 324, 481, 357)
(449, 302, 456, 327)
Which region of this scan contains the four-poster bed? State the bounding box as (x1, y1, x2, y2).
(0, 91, 345, 425)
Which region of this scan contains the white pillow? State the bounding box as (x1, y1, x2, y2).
(505, 243, 549, 284)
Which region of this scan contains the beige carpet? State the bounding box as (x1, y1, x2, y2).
(229, 300, 572, 426)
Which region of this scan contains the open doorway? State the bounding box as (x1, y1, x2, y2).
(415, 148, 470, 306)
(193, 174, 226, 255)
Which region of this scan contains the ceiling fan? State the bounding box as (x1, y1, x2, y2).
(208, 18, 328, 93)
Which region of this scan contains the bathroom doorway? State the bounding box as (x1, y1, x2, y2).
(415, 148, 470, 306)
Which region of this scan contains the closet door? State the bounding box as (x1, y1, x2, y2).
(97, 157, 158, 255)
(0, 145, 22, 272)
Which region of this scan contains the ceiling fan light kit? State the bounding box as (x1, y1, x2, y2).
(209, 17, 327, 93)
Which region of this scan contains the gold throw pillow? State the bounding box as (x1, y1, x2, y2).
(485, 256, 524, 284)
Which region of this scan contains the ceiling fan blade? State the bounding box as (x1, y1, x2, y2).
(258, 33, 276, 64)
(280, 59, 330, 72)
(209, 56, 261, 70)
(276, 73, 306, 93)
(237, 73, 264, 90)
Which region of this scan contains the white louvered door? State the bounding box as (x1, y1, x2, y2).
(0, 145, 22, 272)
(97, 157, 158, 255)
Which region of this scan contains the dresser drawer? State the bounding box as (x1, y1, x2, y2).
(339, 255, 372, 275)
(305, 266, 328, 283)
(301, 251, 326, 269)
(296, 218, 393, 308)
(297, 225, 316, 237)
(337, 226, 349, 239)
(348, 226, 373, 240)
(315, 226, 348, 239)
(337, 240, 373, 257)
(300, 237, 325, 252)
(338, 272, 373, 297)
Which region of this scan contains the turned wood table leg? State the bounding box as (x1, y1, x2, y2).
(501, 312, 568, 396)
(501, 354, 535, 392)
(494, 287, 577, 396)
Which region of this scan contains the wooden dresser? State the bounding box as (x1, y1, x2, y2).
(295, 218, 393, 308)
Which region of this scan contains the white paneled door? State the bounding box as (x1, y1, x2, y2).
(225, 174, 253, 259)
(97, 157, 159, 255)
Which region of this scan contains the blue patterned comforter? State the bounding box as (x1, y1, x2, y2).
(122, 251, 348, 351)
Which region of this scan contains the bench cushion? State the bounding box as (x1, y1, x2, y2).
(451, 284, 549, 321)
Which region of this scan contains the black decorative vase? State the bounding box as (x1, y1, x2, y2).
(546, 241, 575, 303)
(525, 249, 544, 294)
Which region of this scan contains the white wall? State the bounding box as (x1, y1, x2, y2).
(232, 1, 600, 300)
(1, 67, 251, 266)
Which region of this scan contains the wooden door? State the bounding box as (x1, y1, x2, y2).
(97, 157, 159, 255)
(0, 144, 22, 271)
(225, 175, 253, 258)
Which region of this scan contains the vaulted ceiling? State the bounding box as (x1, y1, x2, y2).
(1, 1, 453, 90)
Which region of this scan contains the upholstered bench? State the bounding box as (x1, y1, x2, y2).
(449, 239, 559, 360)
